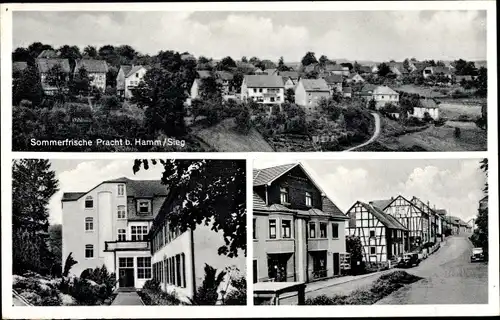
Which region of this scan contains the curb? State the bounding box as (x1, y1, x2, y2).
(305, 269, 391, 294)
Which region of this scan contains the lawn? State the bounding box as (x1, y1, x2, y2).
(438, 102, 483, 120)
(193, 118, 275, 152)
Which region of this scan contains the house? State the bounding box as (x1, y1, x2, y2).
(371, 65, 379, 74)
(254, 68, 266, 74)
(116, 65, 149, 99)
(410, 197, 440, 243)
(411, 61, 429, 74)
(345, 201, 409, 265)
(436, 209, 449, 235)
(241, 75, 284, 110)
(74, 59, 109, 91)
(303, 63, 320, 74)
(324, 64, 349, 76)
(413, 98, 439, 120)
(294, 79, 330, 113)
(278, 71, 300, 91)
(346, 73, 365, 84)
(323, 75, 343, 95)
(423, 66, 453, 79)
(253, 163, 349, 283)
(13, 61, 28, 73)
(343, 87, 352, 98)
(61, 177, 168, 289)
(215, 70, 234, 95)
(357, 84, 378, 100)
(264, 68, 278, 75)
(38, 49, 59, 59)
(149, 182, 245, 303)
(35, 57, 71, 95)
(375, 195, 430, 250)
(180, 53, 196, 61)
(388, 62, 409, 77)
(358, 66, 372, 75)
(455, 75, 475, 83)
(371, 85, 399, 109)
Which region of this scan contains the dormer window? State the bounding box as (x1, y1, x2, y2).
(280, 187, 289, 204)
(305, 192, 312, 207)
(85, 196, 93, 209)
(117, 184, 125, 196)
(137, 200, 152, 215)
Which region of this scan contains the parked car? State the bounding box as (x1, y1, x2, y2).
(397, 253, 420, 268)
(470, 247, 485, 262)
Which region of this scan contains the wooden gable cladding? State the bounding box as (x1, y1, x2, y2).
(269, 166, 322, 211)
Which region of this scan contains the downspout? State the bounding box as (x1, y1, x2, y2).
(190, 229, 196, 299)
(265, 184, 269, 205)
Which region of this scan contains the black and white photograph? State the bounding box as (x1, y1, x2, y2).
(11, 159, 246, 306)
(252, 159, 489, 305)
(11, 10, 487, 152)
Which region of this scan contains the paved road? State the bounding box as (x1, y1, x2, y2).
(12, 290, 32, 306)
(344, 112, 381, 152)
(376, 235, 488, 304)
(111, 291, 144, 305)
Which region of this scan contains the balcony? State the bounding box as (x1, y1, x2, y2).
(104, 240, 150, 252)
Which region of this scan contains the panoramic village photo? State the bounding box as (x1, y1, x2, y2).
(11, 10, 487, 152)
(252, 159, 489, 305)
(12, 159, 247, 306)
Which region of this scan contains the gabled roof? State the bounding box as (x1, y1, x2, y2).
(125, 65, 147, 78)
(356, 202, 408, 231)
(323, 74, 343, 84)
(373, 85, 398, 95)
(253, 163, 297, 186)
(119, 65, 133, 77)
(74, 59, 108, 73)
(264, 68, 277, 75)
(429, 66, 452, 75)
(299, 79, 329, 92)
(36, 58, 71, 73)
(243, 75, 284, 88)
(62, 177, 168, 202)
(37, 50, 58, 59)
(13, 62, 28, 72)
(360, 83, 378, 93)
(410, 196, 437, 216)
(215, 70, 234, 81)
(369, 199, 393, 210)
(435, 209, 447, 216)
(419, 98, 439, 109)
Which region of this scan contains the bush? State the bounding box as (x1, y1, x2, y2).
(68, 278, 99, 305)
(189, 264, 227, 305)
(143, 278, 161, 292)
(223, 276, 246, 305)
(454, 127, 461, 138)
(139, 289, 182, 305)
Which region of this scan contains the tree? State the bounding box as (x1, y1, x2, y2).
(471, 158, 488, 258)
(318, 97, 341, 121)
(346, 235, 364, 275)
(62, 252, 78, 277)
(198, 56, 210, 64)
(190, 264, 227, 305)
(277, 56, 290, 72)
(48, 224, 62, 263)
(131, 67, 188, 137)
(377, 63, 392, 77)
(116, 45, 137, 61)
(12, 47, 33, 63)
(12, 159, 59, 233)
(71, 66, 92, 97)
(132, 159, 246, 257)
(241, 56, 248, 63)
(235, 105, 251, 134)
(217, 56, 237, 71)
(45, 64, 68, 98)
(83, 45, 98, 58)
(341, 62, 353, 71)
(285, 88, 295, 103)
(304, 70, 319, 79)
(13, 65, 44, 106)
(368, 99, 377, 110)
(199, 73, 223, 101)
(353, 61, 361, 73)
(318, 55, 329, 67)
(301, 51, 318, 66)
(230, 72, 244, 93)
(475, 67, 487, 97)
(57, 45, 82, 71)
(403, 58, 411, 72)
(106, 65, 119, 89)
(27, 42, 54, 59)
(454, 59, 477, 76)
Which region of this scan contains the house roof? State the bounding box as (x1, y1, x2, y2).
(373, 85, 398, 95)
(36, 58, 71, 73)
(411, 196, 437, 216)
(323, 74, 343, 84)
(62, 177, 168, 202)
(125, 65, 147, 78)
(244, 75, 284, 88)
(360, 83, 378, 93)
(304, 63, 318, 73)
(181, 53, 196, 61)
(74, 59, 108, 73)
(435, 209, 447, 216)
(278, 71, 300, 79)
(120, 65, 133, 77)
(431, 66, 452, 75)
(300, 79, 329, 92)
(419, 98, 439, 109)
(358, 202, 408, 231)
(37, 50, 58, 59)
(253, 163, 297, 186)
(216, 70, 234, 81)
(369, 199, 393, 210)
(197, 70, 212, 79)
(13, 62, 28, 72)
(324, 64, 346, 72)
(264, 68, 277, 75)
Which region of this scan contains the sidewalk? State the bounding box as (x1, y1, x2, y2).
(304, 269, 393, 294)
(111, 291, 144, 305)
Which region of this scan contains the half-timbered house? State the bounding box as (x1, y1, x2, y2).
(410, 197, 439, 243)
(253, 163, 349, 284)
(378, 195, 430, 251)
(346, 201, 408, 265)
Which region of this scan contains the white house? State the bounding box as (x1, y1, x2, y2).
(61, 177, 168, 289)
(422, 66, 452, 80)
(372, 85, 399, 109)
(241, 75, 284, 110)
(294, 78, 330, 114)
(413, 98, 439, 120)
(116, 65, 149, 99)
(74, 59, 109, 91)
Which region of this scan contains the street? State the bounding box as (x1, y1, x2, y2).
(377, 234, 488, 304)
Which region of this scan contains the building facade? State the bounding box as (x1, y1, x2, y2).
(372, 85, 400, 109)
(241, 75, 284, 110)
(294, 79, 330, 113)
(74, 59, 109, 91)
(61, 178, 168, 289)
(116, 65, 148, 99)
(346, 201, 408, 264)
(253, 163, 349, 284)
(36, 58, 71, 95)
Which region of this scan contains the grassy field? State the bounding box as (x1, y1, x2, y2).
(193, 118, 275, 152)
(438, 102, 483, 120)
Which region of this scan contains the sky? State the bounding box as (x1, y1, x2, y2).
(48, 159, 165, 225)
(253, 158, 486, 223)
(13, 10, 487, 62)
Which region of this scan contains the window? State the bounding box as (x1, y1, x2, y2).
(270, 97, 275, 102)
(277, 96, 281, 101)
(305, 192, 312, 207)
(131, 225, 148, 241)
(118, 184, 125, 196)
(137, 257, 152, 279)
(176, 255, 182, 287)
(138, 200, 151, 214)
(319, 222, 327, 238)
(370, 246, 376, 255)
(280, 187, 289, 204)
(117, 205, 126, 219)
(136, 73, 139, 78)
(119, 257, 133, 268)
(253, 260, 258, 283)
(253, 218, 257, 239)
(85, 217, 94, 231)
(181, 253, 186, 288)
(259, 88, 263, 93)
(282, 220, 292, 238)
(309, 222, 316, 238)
(369, 230, 376, 237)
(85, 196, 93, 209)
(118, 229, 126, 241)
(332, 223, 339, 239)
(269, 219, 277, 239)
(85, 244, 94, 258)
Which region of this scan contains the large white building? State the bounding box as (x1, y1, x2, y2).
(62, 177, 167, 289)
(74, 59, 109, 91)
(241, 75, 284, 111)
(116, 65, 149, 99)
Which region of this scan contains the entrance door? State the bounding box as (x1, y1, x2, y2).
(333, 252, 340, 276)
(118, 257, 135, 288)
(267, 254, 290, 282)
